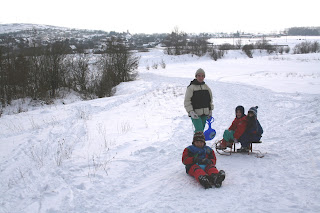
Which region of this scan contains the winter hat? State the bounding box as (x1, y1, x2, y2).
(248, 106, 258, 117)
(192, 132, 206, 144)
(235, 105, 245, 115)
(195, 68, 205, 77)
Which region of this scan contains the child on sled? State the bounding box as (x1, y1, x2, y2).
(216, 105, 247, 150)
(237, 106, 263, 153)
(182, 132, 225, 189)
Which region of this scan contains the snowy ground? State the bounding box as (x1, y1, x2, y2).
(1, 37, 320, 213)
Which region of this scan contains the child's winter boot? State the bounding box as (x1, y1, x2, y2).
(226, 141, 233, 148)
(208, 170, 226, 188)
(216, 139, 228, 150)
(237, 146, 249, 153)
(198, 175, 212, 189)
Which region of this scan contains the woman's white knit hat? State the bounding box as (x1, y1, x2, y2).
(195, 68, 205, 77)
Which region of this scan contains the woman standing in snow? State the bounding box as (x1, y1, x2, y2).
(184, 68, 213, 133)
(237, 106, 263, 152)
(182, 132, 225, 189)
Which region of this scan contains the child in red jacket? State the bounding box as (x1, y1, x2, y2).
(182, 132, 225, 189)
(216, 105, 247, 150)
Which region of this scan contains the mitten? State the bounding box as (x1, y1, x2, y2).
(190, 111, 199, 119)
(207, 110, 212, 119)
(193, 156, 201, 164)
(202, 158, 213, 165)
(234, 138, 238, 143)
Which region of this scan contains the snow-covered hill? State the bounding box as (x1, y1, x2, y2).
(0, 47, 320, 213)
(0, 23, 69, 34)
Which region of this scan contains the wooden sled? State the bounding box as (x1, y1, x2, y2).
(214, 140, 265, 158)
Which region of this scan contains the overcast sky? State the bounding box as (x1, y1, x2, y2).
(1, 0, 319, 34)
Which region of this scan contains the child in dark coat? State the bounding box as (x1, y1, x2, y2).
(182, 132, 225, 189)
(238, 106, 263, 152)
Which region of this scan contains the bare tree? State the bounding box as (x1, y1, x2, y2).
(0, 45, 5, 106)
(68, 54, 90, 94)
(163, 27, 187, 55)
(235, 39, 242, 49)
(43, 40, 70, 98)
(97, 39, 139, 97)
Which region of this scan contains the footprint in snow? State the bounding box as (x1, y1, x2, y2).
(133, 146, 157, 155)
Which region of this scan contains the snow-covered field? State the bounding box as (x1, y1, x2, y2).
(1, 37, 320, 213)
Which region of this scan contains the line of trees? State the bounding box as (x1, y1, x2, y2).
(241, 37, 291, 58)
(163, 27, 209, 56)
(293, 41, 320, 54)
(287, 27, 320, 36)
(163, 29, 318, 59)
(0, 37, 139, 107)
(162, 29, 294, 60)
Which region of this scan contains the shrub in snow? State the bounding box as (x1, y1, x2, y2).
(152, 63, 158, 69)
(210, 48, 225, 61)
(293, 41, 320, 54)
(278, 46, 284, 54)
(160, 59, 166, 69)
(285, 46, 290, 53)
(265, 44, 277, 54)
(242, 44, 254, 58)
(219, 43, 234, 51)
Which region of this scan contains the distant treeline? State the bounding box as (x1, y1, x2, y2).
(287, 27, 320, 36)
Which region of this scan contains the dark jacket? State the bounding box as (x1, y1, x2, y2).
(184, 79, 213, 116)
(239, 119, 263, 146)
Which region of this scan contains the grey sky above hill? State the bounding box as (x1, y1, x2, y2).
(1, 0, 319, 34)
